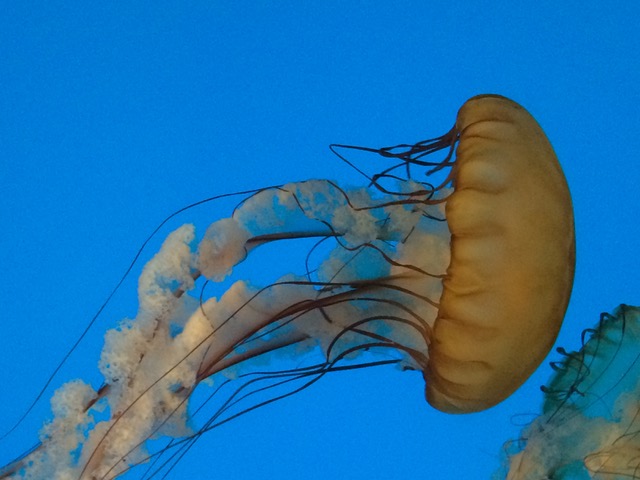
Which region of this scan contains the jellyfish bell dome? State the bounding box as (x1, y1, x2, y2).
(424, 94, 575, 413)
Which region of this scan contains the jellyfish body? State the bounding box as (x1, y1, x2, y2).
(1, 94, 575, 479)
(502, 304, 640, 480)
(428, 95, 576, 412)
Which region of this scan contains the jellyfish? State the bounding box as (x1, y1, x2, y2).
(501, 304, 640, 480)
(0, 94, 575, 479)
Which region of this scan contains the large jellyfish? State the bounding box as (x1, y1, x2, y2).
(0, 94, 575, 479)
(501, 304, 640, 479)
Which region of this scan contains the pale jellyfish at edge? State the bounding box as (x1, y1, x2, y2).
(499, 304, 640, 480)
(0, 94, 576, 479)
